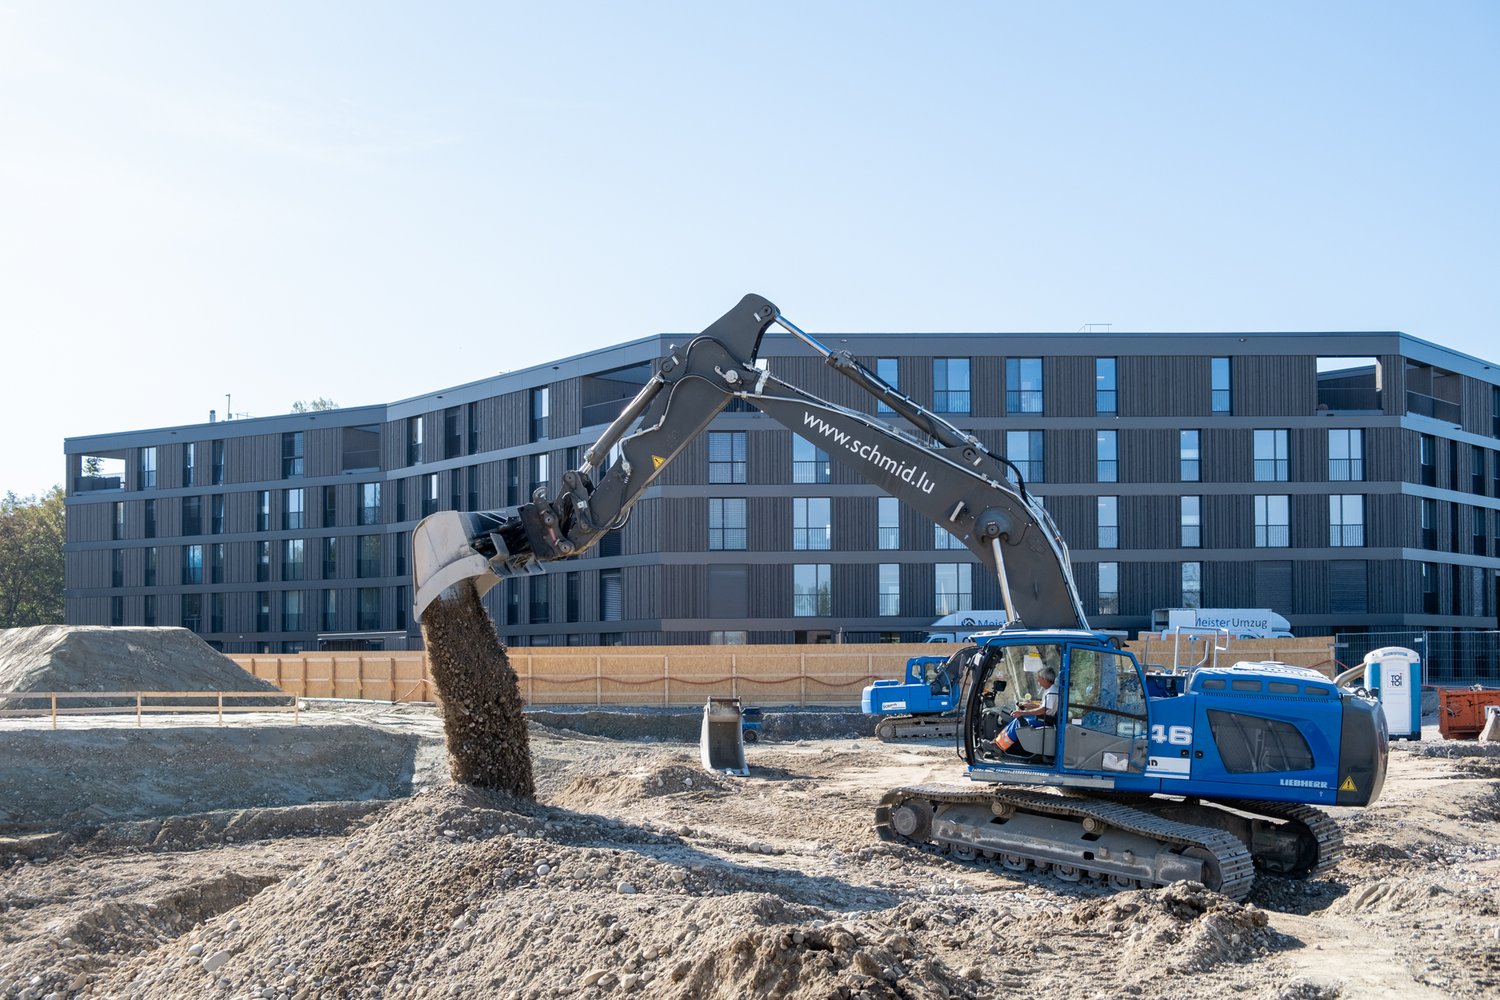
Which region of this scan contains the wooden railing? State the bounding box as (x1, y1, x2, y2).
(0, 691, 298, 728)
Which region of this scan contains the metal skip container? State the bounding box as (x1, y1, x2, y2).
(1363, 646, 1423, 741)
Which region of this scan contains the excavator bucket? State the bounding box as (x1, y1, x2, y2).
(700, 698, 749, 776)
(412, 511, 502, 620)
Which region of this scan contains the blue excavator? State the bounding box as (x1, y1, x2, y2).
(412, 294, 1386, 900)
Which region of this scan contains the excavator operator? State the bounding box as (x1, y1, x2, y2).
(992, 664, 1058, 756)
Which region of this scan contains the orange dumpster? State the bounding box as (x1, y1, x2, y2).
(1437, 687, 1500, 740)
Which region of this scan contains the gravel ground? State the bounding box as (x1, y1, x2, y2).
(0, 708, 1497, 1000)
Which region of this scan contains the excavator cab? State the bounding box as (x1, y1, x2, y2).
(964, 632, 1150, 778)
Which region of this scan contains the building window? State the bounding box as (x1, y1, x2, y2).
(358, 588, 380, 630)
(1254, 495, 1290, 547)
(183, 443, 197, 486)
(467, 402, 480, 454)
(284, 488, 305, 530)
(1006, 430, 1044, 484)
(139, 447, 157, 489)
(1329, 429, 1364, 481)
(395, 531, 408, 578)
(1474, 508, 1488, 557)
(1211, 357, 1231, 414)
(181, 544, 203, 585)
(1421, 563, 1439, 614)
(1181, 496, 1201, 548)
(1097, 430, 1118, 483)
(793, 498, 832, 551)
(113, 501, 125, 540)
(599, 569, 622, 621)
(708, 431, 747, 484)
(934, 562, 972, 616)
(144, 546, 157, 586)
(210, 543, 224, 584)
(322, 486, 337, 527)
(467, 464, 480, 511)
(1471, 448, 1486, 496)
(359, 483, 380, 525)
(282, 432, 305, 478)
(1419, 434, 1436, 487)
(876, 358, 899, 414)
(111, 549, 123, 588)
(211, 593, 225, 633)
(283, 539, 305, 581)
(444, 407, 462, 458)
(143, 594, 157, 627)
(793, 564, 833, 616)
(182, 495, 202, 536)
(322, 590, 337, 631)
(143, 499, 156, 539)
(1097, 496, 1119, 549)
(211, 494, 225, 534)
(255, 540, 270, 582)
(1180, 430, 1201, 482)
(424, 473, 440, 517)
(1096, 358, 1117, 415)
(1098, 562, 1119, 615)
(708, 498, 747, 551)
(1005, 357, 1043, 414)
(358, 535, 381, 577)
(1253, 430, 1289, 482)
(877, 497, 900, 550)
(933, 358, 971, 414)
(256, 592, 271, 632)
(792, 436, 832, 484)
(182, 594, 202, 633)
(256, 491, 270, 532)
(530, 387, 550, 441)
(1421, 498, 1438, 549)
(111, 596, 124, 626)
(566, 573, 581, 623)
(211, 440, 225, 485)
(934, 523, 965, 550)
(1330, 495, 1365, 547)
(878, 563, 900, 616)
(530, 454, 549, 491)
(1182, 561, 1202, 609)
(283, 591, 305, 632)
(529, 577, 549, 624)
(407, 416, 424, 465)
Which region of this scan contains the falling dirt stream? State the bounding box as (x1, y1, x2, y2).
(418, 581, 535, 798)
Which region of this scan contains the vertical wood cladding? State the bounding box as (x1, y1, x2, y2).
(1202, 429, 1248, 483)
(1122, 429, 1177, 485)
(972, 355, 1002, 418)
(1119, 356, 1206, 417)
(1046, 356, 1095, 418)
(1236, 355, 1317, 417)
(1050, 429, 1094, 484)
(307, 428, 340, 478)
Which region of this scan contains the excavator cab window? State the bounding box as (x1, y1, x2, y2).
(1061, 647, 1149, 774)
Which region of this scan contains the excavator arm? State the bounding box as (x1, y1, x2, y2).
(412, 294, 1088, 631)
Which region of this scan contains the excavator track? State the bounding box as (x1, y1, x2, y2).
(874, 716, 958, 741)
(876, 783, 1257, 901)
(1218, 798, 1343, 878)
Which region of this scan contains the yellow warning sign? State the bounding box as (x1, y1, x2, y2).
(1339, 776, 1357, 792)
(652, 455, 666, 470)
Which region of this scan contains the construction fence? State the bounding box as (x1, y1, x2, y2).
(229, 637, 1342, 709)
(1333, 630, 1500, 686)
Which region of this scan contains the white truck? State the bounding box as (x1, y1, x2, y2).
(923, 611, 1009, 643)
(1151, 607, 1294, 639)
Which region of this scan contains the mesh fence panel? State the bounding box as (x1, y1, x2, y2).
(1334, 630, 1500, 685)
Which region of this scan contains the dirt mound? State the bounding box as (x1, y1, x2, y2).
(1066, 881, 1283, 973)
(0, 626, 280, 708)
(559, 763, 734, 806)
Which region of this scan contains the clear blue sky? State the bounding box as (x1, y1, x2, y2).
(2, 2, 1497, 498)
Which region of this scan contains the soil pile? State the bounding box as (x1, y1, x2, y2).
(0, 626, 280, 709)
(420, 583, 535, 798)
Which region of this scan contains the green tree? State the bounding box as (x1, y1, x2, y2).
(0, 487, 66, 627)
(291, 397, 339, 413)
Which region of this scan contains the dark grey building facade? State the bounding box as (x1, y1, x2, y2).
(64, 328, 1500, 650)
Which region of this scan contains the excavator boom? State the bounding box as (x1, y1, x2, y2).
(412, 294, 1087, 631)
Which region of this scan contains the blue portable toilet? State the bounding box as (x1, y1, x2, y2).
(1363, 646, 1422, 741)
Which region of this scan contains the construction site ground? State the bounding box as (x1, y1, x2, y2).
(2, 704, 1497, 1000)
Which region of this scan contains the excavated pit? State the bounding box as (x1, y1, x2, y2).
(419, 583, 535, 799)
